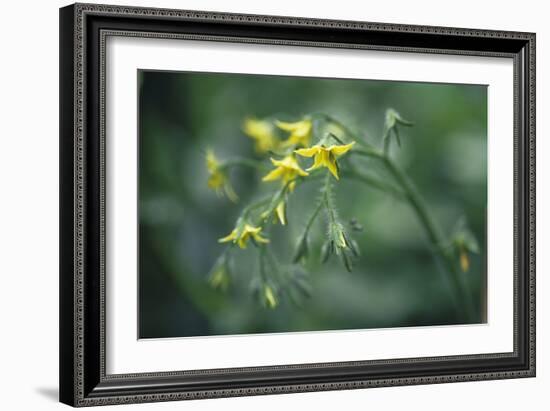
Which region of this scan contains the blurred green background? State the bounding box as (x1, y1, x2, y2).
(138, 70, 487, 338)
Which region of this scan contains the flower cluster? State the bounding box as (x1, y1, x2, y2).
(219, 222, 269, 249)
(205, 150, 238, 203)
(204, 115, 360, 308)
(204, 110, 479, 311)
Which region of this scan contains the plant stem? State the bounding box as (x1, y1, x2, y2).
(352, 148, 475, 321)
(304, 199, 324, 234)
(313, 113, 375, 150)
(323, 172, 338, 226)
(242, 197, 271, 219)
(383, 134, 391, 155)
(292, 183, 325, 263)
(342, 167, 406, 200)
(317, 172, 339, 234)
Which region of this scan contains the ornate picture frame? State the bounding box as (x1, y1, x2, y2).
(59, 3, 535, 406)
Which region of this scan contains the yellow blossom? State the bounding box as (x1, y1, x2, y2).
(262, 155, 308, 191)
(242, 118, 278, 153)
(295, 142, 355, 180)
(276, 119, 313, 148)
(218, 224, 269, 249)
(205, 150, 238, 202)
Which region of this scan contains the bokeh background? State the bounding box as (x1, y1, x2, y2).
(138, 70, 487, 338)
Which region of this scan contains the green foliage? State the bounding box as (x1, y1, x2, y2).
(138, 71, 487, 338)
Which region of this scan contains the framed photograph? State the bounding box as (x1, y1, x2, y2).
(59, 3, 535, 407)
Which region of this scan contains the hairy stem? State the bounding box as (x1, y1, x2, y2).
(313, 116, 474, 317)
(304, 199, 324, 234)
(321, 172, 338, 227)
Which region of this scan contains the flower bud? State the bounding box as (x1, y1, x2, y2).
(293, 233, 309, 263)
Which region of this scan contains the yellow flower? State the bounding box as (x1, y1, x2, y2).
(205, 150, 239, 202)
(262, 155, 309, 191)
(242, 118, 278, 153)
(295, 142, 355, 180)
(276, 119, 313, 148)
(219, 224, 269, 249)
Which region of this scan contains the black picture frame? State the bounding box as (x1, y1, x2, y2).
(59, 3, 536, 407)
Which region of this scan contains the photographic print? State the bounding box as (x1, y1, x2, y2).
(138, 71, 488, 339)
(60, 5, 535, 404)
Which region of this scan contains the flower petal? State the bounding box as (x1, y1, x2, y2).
(275, 201, 286, 225)
(329, 142, 355, 156)
(207, 172, 225, 189)
(306, 152, 324, 171)
(275, 120, 300, 132)
(243, 118, 271, 137)
(280, 136, 299, 147)
(253, 233, 270, 244)
(272, 156, 294, 168)
(326, 157, 340, 180)
(243, 224, 262, 234)
(262, 167, 284, 182)
(218, 229, 237, 243)
(205, 150, 219, 172)
(295, 146, 320, 157)
(295, 165, 309, 177)
(237, 234, 249, 249)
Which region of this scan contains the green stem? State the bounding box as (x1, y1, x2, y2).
(313, 113, 374, 150)
(383, 134, 391, 155)
(352, 147, 475, 321)
(292, 181, 326, 263)
(323, 172, 338, 226)
(342, 167, 405, 200)
(304, 199, 324, 234)
(242, 197, 271, 219)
